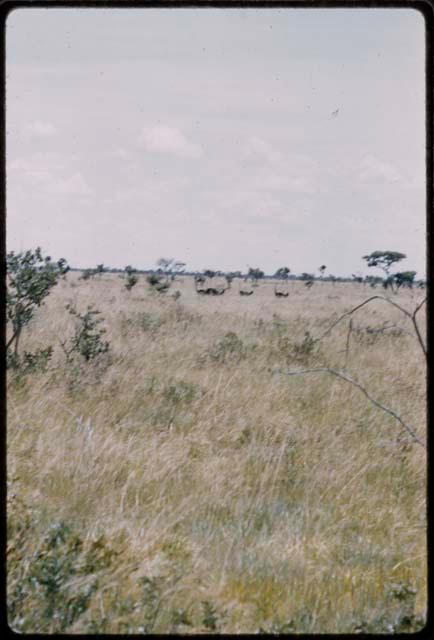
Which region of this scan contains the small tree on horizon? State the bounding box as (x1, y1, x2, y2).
(362, 250, 407, 293)
(318, 265, 327, 279)
(203, 269, 216, 279)
(224, 272, 239, 288)
(275, 267, 291, 281)
(248, 267, 265, 286)
(124, 265, 138, 291)
(171, 261, 186, 281)
(80, 269, 96, 280)
(394, 271, 417, 289)
(352, 273, 364, 284)
(300, 272, 315, 281)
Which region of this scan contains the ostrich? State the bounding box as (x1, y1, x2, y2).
(274, 285, 289, 298)
(238, 277, 254, 296)
(194, 274, 228, 296)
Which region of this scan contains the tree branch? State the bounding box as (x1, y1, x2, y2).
(412, 298, 427, 358)
(313, 295, 426, 359)
(344, 318, 353, 366)
(6, 331, 18, 351)
(279, 367, 426, 449)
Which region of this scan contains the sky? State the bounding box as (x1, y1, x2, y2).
(6, 7, 426, 277)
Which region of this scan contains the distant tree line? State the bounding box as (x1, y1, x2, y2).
(67, 249, 425, 290)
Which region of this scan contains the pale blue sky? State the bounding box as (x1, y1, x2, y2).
(6, 7, 426, 277)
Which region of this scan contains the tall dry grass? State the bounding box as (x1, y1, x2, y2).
(7, 273, 426, 633)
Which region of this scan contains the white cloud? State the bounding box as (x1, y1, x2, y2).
(256, 171, 316, 195)
(242, 136, 283, 166)
(110, 147, 129, 159)
(138, 125, 203, 158)
(25, 120, 57, 138)
(9, 152, 66, 173)
(8, 154, 93, 198)
(356, 154, 403, 185)
(48, 172, 93, 196)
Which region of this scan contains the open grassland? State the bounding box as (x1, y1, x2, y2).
(7, 273, 427, 633)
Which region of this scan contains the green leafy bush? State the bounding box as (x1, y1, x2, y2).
(61, 305, 109, 362)
(201, 600, 221, 631)
(125, 273, 138, 291)
(79, 269, 95, 281)
(8, 521, 115, 633)
(352, 582, 423, 633)
(7, 346, 53, 376)
(6, 247, 69, 357)
(275, 330, 318, 364)
(209, 332, 246, 363)
(147, 273, 170, 293)
(124, 265, 138, 291)
(162, 380, 197, 405)
(290, 331, 316, 360)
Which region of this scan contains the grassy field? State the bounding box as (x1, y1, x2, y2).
(7, 272, 427, 633)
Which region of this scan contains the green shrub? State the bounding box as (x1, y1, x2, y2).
(6, 247, 69, 358)
(274, 330, 318, 365)
(8, 521, 115, 633)
(79, 269, 95, 281)
(7, 346, 53, 376)
(171, 607, 193, 628)
(162, 380, 197, 405)
(150, 380, 200, 429)
(201, 600, 221, 631)
(125, 273, 138, 291)
(61, 305, 110, 362)
(124, 265, 138, 291)
(352, 582, 423, 633)
(290, 331, 316, 360)
(147, 273, 170, 293)
(138, 312, 164, 333)
(209, 332, 246, 363)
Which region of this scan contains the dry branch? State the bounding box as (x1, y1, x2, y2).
(279, 367, 425, 449)
(313, 295, 426, 359)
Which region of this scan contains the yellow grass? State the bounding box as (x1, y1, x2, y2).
(7, 273, 427, 633)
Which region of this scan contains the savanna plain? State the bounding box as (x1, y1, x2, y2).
(7, 272, 427, 633)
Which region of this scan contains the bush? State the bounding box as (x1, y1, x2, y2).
(6, 248, 69, 357)
(201, 600, 221, 631)
(208, 332, 246, 363)
(7, 346, 53, 376)
(274, 330, 318, 365)
(290, 331, 316, 361)
(147, 273, 171, 293)
(61, 305, 110, 362)
(79, 269, 95, 281)
(162, 380, 197, 405)
(140, 312, 164, 332)
(8, 520, 115, 633)
(124, 266, 138, 291)
(125, 273, 138, 291)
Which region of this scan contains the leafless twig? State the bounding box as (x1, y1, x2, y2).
(279, 367, 426, 449)
(58, 337, 74, 363)
(344, 318, 353, 365)
(314, 295, 426, 359)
